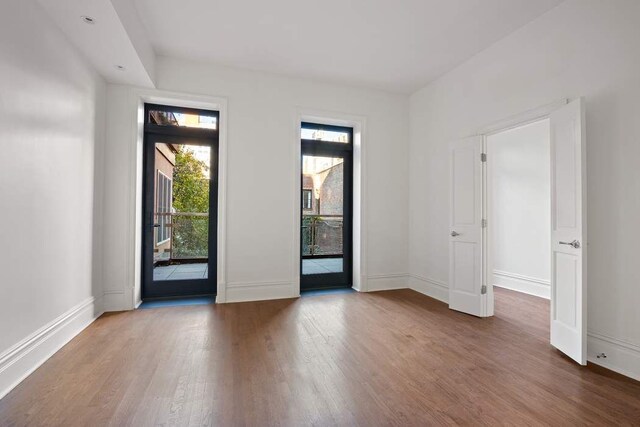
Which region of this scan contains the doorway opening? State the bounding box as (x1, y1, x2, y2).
(300, 122, 353, 291)
(449, 98, 586, 364)
(487, 119, 551, 339)
(142, 103, 219, 299)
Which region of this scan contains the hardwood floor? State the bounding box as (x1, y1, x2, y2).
(1, 288, 639, 426)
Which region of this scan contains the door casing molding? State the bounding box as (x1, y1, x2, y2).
(126, 88, 229, 307)
(479, 99, 567, 317)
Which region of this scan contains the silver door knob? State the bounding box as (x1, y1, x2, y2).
(559, 239, 580, 249)
(451, 231, 460, 237)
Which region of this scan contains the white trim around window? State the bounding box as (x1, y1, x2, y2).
(126, 88, 229, 308)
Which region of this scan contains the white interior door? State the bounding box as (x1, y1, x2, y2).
(550, 98, 587, 364)
(449, 136, 486, 317)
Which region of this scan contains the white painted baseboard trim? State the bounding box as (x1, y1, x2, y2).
(225, 280, 295, 303)
(225, 273, 412, 302)
(408, 274, 449, 303)
(493, 270, 550, 299)
(366, 273, 409, 291)
(352, 274, 367, 292)
(587, 331, 640, 382)
(103, 290, 126, 312)
(0, 296, 103, 400)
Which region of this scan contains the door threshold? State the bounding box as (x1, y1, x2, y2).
(300, 287, 354, 297)
(139, 295, 215, 309)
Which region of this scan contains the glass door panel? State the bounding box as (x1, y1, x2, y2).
(152, 143, 211, 282)
(302, 155, 345, 276)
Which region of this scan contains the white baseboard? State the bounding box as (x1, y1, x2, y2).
(408, 274, 449, 303)
(0, 296, 103, 400)
(352, 274, 366, 292)
(225, 280, 294, 303)
(366, 273, 409, 291)
(587, 331, 640, 381)
(226, 274, 412, 301)
(493, 270, 550, 299)
(103, 290, 126, 312)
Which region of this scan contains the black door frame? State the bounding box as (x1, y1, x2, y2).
(300, 122, 353, 290)
(142, 103, 219, 299)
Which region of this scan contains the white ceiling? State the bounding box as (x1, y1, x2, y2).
(37, 0, 156, 87)
(133, 0, 563, 93)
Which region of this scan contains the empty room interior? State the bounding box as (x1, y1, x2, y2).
(1, 0, 640, 425)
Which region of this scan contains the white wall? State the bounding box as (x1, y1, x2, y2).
(409, 0, 640, 379)
(102, 56, 409, 308)
(0, 0, 106, 397)
(489, 120, 550, 298)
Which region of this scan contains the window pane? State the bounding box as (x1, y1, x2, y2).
(148, 109, 217, 130)
(156, 173, 172, 244)
(301, 127, 349, 143)
(302, 189, 313, 210)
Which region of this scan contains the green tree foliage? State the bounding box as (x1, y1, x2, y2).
(172, 148, 209, 213)
(172, 147, 210, 258)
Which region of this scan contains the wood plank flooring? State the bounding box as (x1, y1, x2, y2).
(1, 288, 639, 426)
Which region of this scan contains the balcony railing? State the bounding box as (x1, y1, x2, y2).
(155, 212, 209, 262)
(302, 215, 343, 257)
(154, 213, 341, 263)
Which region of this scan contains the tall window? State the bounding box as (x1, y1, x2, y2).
(156, 171, 172, 245)
(300, 121, 353, 290)
(302, 189, 313, 210)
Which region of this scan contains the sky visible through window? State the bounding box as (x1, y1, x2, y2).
(174, 112, 217, 129)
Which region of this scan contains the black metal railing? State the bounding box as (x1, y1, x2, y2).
(302, 215, 343, 257)
(154, 213, 342, 262)
(155, 212, 209, 261)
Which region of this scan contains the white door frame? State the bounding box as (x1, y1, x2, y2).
(476, 99, 567, 317)
(293, 109, 367, 295)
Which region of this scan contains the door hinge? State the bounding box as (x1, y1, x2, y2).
(481, 153, 487, 162)
(481, 285, 487, 294)
(481, 219, 487, 228)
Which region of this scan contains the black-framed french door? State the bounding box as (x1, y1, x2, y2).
(300, 122, 353, 290)
(142, 103, 219, 299)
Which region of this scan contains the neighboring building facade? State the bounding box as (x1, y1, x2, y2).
(301, 162, 343, 216)
(318, 163, 343, 216)
(302, 161, 344, 256)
